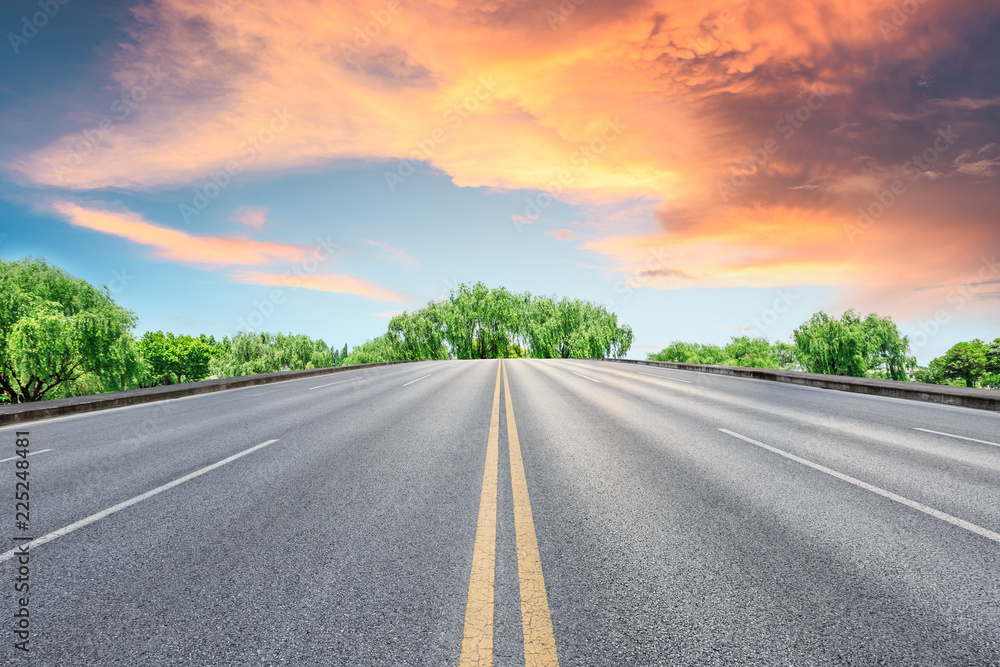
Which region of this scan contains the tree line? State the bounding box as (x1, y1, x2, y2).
(1, 260, 632, 403)
(341, 282, 634, 365)
(649, 309, 1000, 388)
(0, 258, 346, 403)
(5, 256, 993, 404)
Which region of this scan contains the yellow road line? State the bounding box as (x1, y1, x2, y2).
(459, 361, 502, 666)
(502, 361, 560, 667)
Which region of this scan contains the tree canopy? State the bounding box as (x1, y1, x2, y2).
(138, 331, 218, 386)
(648, 337, 797, 370)
(342, 282, 633, 365)
(209, 332, 334, 377)
(934, 339, 989, 388)
(792, 310, 913, 380)
(648, 310, 916, 380)
(0, 257, 143, 402)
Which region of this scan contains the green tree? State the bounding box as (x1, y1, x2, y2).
(332, 343, 350, 366)
(648, 337, 797, 370)
(343, 283, 633, 363)
(986, 338, 1000, 375)
(341, 333, 412, 365)
(771, 341, 799, 370)
(209, 332, 333, 377)
(0, 257, 144, 403)
(934, 340, 989, 387)
(793, 310, 913, 380)
(723, 336, 782, 369)
(648, 341, 726, 364)
(138, 331, 215, 386)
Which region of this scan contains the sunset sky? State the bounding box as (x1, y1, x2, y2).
(2, 0, 997, 362)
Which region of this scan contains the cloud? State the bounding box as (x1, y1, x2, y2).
(545, 229, 577, 241)
(953, 144, 1000, 178)
(50, 201, 308, 267)
(233, 206, 268, 230)
(10, 0, 1000, 322)
(365, 240, 420, 268)
(229, 271, 405, 302)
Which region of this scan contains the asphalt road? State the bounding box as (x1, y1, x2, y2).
(1, 359, 999, 665)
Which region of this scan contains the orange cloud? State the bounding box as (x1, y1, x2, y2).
(51, 201, 307, 267)
(230, 271, 405, 302)
(14, 0, 999, 319)
(9, 0, 977, 208)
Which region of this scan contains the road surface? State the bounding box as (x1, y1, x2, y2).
(1, 359, 998, 665)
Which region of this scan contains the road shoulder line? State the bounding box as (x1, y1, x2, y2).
(718, 428, 1000, 544)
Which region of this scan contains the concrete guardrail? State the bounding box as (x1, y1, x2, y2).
(602, 358, 1000, 412)
(0, 360, 419, 426)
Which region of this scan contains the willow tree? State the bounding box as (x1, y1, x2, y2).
(209, 332, 333, 377)
(0, 257, 143, 402)
(342, 283, 634, 363)
(793, 310, 913, 380)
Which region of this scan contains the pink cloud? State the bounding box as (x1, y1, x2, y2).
(51, 201, 307, 267)
(230, 271, 405, 303)
(234, 206, 268, 230)
(546, 229, 577, 241)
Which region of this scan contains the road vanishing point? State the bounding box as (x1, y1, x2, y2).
(2, 359, 999, 664)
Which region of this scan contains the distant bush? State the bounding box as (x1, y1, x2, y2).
(648, 337, 799, 370)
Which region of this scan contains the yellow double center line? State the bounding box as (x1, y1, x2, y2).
(459, 360, 559, 667)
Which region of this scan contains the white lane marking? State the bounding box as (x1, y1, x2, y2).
(913, 428, 1000, 448)
(571, 371, 601, 383)
(308, 378, 360, 390)
(638, 372, 692, 384)
(402, 374, 432, 386)
(0, 439, 280, 563)
(0, 449, 52, 464)
(718, 429, 1000, 544)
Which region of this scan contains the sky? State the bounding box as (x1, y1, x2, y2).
(1, 0, 998, 364)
